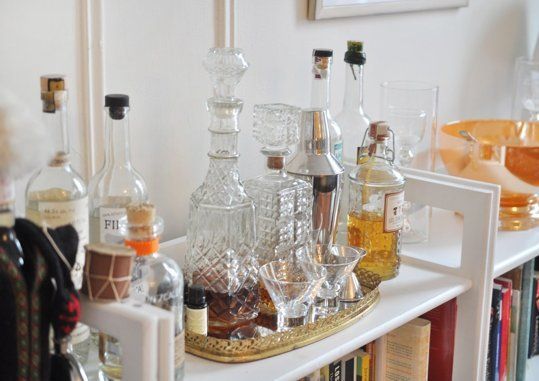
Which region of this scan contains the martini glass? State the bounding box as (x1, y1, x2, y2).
(297, 244, 362, 317)
(259, 260, 326, 331)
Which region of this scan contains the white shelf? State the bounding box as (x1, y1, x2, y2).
(182, 264, 471, 381)
(527, 356, 539, 379)
(402, 208, 539, 278)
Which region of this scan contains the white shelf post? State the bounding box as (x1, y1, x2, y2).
(401, 168, 500, 381)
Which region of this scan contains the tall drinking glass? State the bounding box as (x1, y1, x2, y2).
(512, 57, 539, 121)
(380, 81, 438, 243)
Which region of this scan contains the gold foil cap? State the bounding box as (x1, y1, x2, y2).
(40, 74, 67, 113)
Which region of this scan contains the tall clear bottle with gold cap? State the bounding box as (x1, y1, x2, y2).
(26, 75, 89, 289)
(335, 41, 371, 169)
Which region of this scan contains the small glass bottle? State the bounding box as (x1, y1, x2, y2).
(310, 49, 343, 162)
(26, 75, 89, 289)
(186, 285, 208, 336)
(348, 122, 405, 280)
(88, 94, 148, 245)
(127, 203, 184, 380)
(335, 41, 371, 169)
(185, 48, 259, 340)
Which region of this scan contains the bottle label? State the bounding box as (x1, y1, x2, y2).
(333, 141, 343, 162)
(384, 191, 405, 233)
(99, 207, 126, 244)
(175, 331, 185, 368)
(186, 307, 208, 336)
(27, 197, 89, 289)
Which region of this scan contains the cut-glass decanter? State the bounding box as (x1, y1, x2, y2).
(185, 48, 259, 340)
(244, 104, 312, 266)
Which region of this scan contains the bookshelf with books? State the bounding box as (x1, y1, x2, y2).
(80, 168, 539, 380)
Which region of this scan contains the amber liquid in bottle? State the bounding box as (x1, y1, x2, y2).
(347, 211, 400, 280)
(347, 122, 405, 281)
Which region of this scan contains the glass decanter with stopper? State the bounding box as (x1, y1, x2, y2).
(311, 49, 343, 163)
(185, 48, 259, 339)
(26, 75, 88, 290)
(115, 203, 184, 380)
(348, 121, 405, 281)
(244, 104, 313, 317)
(88, 94, 148, 245)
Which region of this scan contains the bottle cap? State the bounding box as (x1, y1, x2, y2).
(105, 94, 130, 108)
(368, 121, 390, 141)
(344, 40, 366, 65)
(40, 74, 67, 113)
(187, 284, 206, 306)
(313, 49, 333, 58)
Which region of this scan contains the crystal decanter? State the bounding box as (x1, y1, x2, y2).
(185, 48, 259, 340)
(245, 104, 312, 266)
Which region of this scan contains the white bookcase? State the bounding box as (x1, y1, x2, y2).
(81, 168, 539, 381)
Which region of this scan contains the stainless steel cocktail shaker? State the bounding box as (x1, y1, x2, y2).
(287, 109, 344, 246)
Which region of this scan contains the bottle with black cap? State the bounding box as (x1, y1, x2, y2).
(88, 94, 148, 245)
(335, 41, 372, 168)
(310, 49, 343, 163)
(186, 285, 208, 336)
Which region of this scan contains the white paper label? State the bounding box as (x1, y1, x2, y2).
(28, 197, 89, 289)
(186, 307, 208, 336)
(384, 191, 405, 233)
(99, 207, 125, 244)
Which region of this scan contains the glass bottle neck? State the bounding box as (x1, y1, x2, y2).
(43, 104, 69, 160)
(366, 140, 392, 163)
(207, 98, 241, 159)
(311, 67, 331, 110)
(343, 64, 365, 112)
(265, 156, 287, 177)
(105, 112, 132, 167)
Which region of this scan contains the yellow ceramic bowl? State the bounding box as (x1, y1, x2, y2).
(439, 119, 539, 230)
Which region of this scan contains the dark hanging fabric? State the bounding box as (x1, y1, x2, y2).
(0, 218, 80, 381)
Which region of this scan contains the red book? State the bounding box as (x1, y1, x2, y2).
(494, 277, 513, 381)
(420, 298, 457, 381)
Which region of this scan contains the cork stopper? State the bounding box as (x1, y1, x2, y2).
(40, 74, 67, 113)
(347, 41, 364, 52)
(125, 202, 156, 240)
(369, 121, 390, 141)
(344, 41, 366, 65)
(267, 156, 284, 170)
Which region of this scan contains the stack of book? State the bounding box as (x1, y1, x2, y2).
(487, 257, 539, 381)
(298, 299, 458, 381)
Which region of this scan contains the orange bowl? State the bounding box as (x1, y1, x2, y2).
(439, 119, 539, 230)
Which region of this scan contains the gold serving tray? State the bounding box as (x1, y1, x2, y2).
(185, 268, 381, 363)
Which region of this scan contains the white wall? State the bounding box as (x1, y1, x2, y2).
(2, 0, 538, 240)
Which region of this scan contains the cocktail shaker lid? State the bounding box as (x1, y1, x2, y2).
(286, 108, 344, 177)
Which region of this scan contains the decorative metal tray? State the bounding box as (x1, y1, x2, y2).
(185, 268, 381, 363)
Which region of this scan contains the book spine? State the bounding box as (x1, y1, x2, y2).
(529, 277, 538, 358)
(516, 260, 535, 380)
(488, 286, 502, 381)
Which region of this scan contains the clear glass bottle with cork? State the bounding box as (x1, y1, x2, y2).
(26, 74, 89, 290)
(88, 94, 148, 245)
(100, 202, 184, 381)
(347, 121, 405, 280)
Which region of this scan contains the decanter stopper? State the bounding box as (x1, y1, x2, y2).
(203, 48, 249, 98)
(253, 104, 301, 160)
